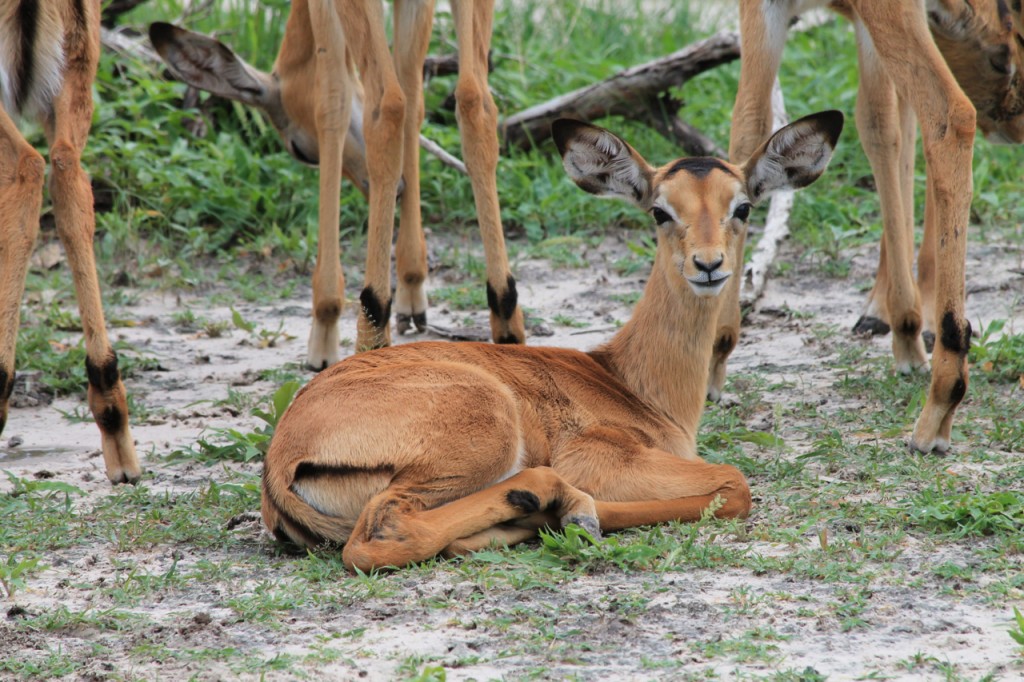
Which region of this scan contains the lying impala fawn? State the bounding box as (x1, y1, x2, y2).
(712, 0, 1024, 453)
(260, 111, 844, 571)
(150, 0, 526, 368)
(1, 0, 139, 483)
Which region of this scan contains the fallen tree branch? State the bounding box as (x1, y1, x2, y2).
(418, 134, 467, 175)
(100, 27, 467, 174)
(100, 26, 161, 64)
(500, 31, 739, 153)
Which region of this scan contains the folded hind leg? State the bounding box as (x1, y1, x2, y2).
(341, 467, 598, 572)
(442, 511, 559, 557)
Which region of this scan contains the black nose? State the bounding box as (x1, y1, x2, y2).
(693, 254, 724, 273)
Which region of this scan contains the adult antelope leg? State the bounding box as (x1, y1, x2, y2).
(306, 0, 351, 368)
(851, 20, 927, 374)
(712, 0, 789, 401)
(849, 1, 975, 452)
(917, 166, 939, 349)
(46, 10, 139, 483)
(0, 109, 45, 439)
(451, 0, 526, 345)
(341, 0, 407, 351)
(392, 0, 436, 336)
(341, 467, 600, 572)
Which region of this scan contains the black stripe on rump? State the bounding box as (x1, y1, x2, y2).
(293, 462, 396, 481)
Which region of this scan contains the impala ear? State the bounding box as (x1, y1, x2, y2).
(743, 110, 844, 204)
(552, 119, 654, 207)
(149, 22, 277, 108)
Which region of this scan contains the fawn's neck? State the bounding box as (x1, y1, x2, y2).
(590, 249, 722, 439)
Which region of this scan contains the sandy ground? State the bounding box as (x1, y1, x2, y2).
(2, 226, 1023, 680)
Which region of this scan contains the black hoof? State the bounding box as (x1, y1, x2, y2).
(305, 360, 329, 372)
(396, 312, 429, 335)
(922, 330, 935, 353)
(853, 315, 891, 337)
(562, 514, 602, 541)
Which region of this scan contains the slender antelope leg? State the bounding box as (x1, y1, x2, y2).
(392, 0, 436, 336)
(341, 467, 599, 571)
(45, 8, 139, 483)
(712, 0, 788, 400)
(855, 89, 918, 339)
(305, 0, 352, 369)
(0, 109, 46, 439)
(340, 1, 406, 351)
(849, 1, 976, 452)
(451, 0, 526, 345)
(917, 163, 938, 350)
(851, 20, 927, 374)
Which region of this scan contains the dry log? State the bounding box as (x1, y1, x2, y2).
(100, 27, 468, 174)
(500, 31, 739, 154)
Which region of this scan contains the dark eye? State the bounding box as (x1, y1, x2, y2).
(732, 202, 752, 222)
(651, 207, 673, 225)
(989, 46, 1011, 75)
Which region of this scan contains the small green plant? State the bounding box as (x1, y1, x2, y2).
(1009, 606, 1024, 649)
(910, 488, 1024, 537)
(231, 307, 296, 348)
(552, 314, 589, 328)
(167, 380, 301, 464)
(0, 553, 45, 598)
(536, 523, 660, 572)
(431, 284, 488, 311)
(970, 319, 1024, 382)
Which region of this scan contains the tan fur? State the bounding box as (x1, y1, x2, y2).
(150, 0, 526, 369)
(260, 112, 842, 572)
(0, 0, 139, 483)
(715, 0, 1024, 453)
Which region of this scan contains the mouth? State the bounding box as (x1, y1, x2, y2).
(686, 271, 731, 297)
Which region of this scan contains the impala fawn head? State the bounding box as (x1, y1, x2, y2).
(929, 0, 1024, 143)
(149, 20, 373, 193)
(553, 111, 845, 298)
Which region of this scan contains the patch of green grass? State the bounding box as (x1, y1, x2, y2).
(692, 626, 788, 664)
(552, 314, 589, 328)
(165, 380, 301, 464)
(970, 319, 1024, 383)
(0, 649, 81, 679)
(0, 552, 45, 598)
(1008, 607, 1024, 651)
(431, 284, 489, 311)
(16, 605, 147, 633)
(14, 325, 160, 398)
(529, 236, 590, 269)
(909, 488, 1024, 537)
